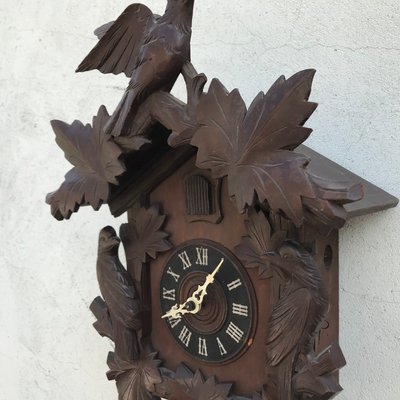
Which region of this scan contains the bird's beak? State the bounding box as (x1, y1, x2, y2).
(264, 251, 278, 257)
(110, 236, 121, 245)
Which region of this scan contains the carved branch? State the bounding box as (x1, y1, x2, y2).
(90, 296, 114, 341)
(292, 342, 346, 399)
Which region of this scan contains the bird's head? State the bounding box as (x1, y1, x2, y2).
(264, 240, 316, 274)
(166, 0, 195, 11)
(264, 240, 324, 290)
(98, 226, 121, 254)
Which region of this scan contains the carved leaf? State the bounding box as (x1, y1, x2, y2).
(46, 106, 126, 220)
(235, 209, 286, 279)
(156, 364, 231, 400)
(107, 352, 162, 400)
(120, 206, 172, 265)
(192, 71, 318, 226)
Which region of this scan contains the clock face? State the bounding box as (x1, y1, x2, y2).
(160, 240, 255, 363)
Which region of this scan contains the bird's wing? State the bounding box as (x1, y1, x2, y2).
(93, 21, 115, 40)
(266, 287, 312, 366)
(76, 4, 155, 77)
(98, 261, 141, 328)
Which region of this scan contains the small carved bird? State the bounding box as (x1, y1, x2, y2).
(77, 0, 195, 137)
(97, 226, 141, 360)
(265, 240, 329, 399)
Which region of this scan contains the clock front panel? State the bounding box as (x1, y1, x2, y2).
(160, 240, 255, 364)
(149, 157, 271, 396)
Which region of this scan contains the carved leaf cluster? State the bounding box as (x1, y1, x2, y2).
(120, 206, 172, 266)
(192, 71, 318, 227)
(156, 364, 231, 400)
(107, 352, 162, 400)
(235, 209, 286, 279)
(46, 106, 126, 220)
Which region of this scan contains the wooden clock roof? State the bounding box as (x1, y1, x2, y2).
(108, 139, 398, 220)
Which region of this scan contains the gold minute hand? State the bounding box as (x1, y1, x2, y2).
(162, 258, 224, 320)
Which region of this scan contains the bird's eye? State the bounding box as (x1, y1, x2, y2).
(283, 254, 289, 259)
(100, 237, 106, 242)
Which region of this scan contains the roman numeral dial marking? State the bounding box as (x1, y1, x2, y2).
(227, 278, 242, 291)
(216, 337, 228, 356)
(226, 322, 244, 343)
(198, 337, 208, 356)
(162, 287, 176, 301)
(168, 315, 181, 328)
(178, 326, 192, 347)
(232, 303, 249, 317)
(178, 251, 192, 270)
(196, 247, 208, 266)
(166, 267, 180, 283)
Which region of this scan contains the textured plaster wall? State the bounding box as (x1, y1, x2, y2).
(0, 1, 399, 399)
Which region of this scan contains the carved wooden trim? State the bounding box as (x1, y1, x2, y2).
(235, 208, 345, 399)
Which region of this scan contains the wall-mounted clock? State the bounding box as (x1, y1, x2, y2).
(46, 1, 398, 399)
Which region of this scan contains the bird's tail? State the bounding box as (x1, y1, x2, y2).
(113, 324, 140, 361)
(265, 353, 296, 400)
(104, 87, 141, 137)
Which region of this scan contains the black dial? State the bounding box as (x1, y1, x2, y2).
(160, 240, 255, 363)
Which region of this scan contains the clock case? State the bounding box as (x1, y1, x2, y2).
(45, 3, 398, 400)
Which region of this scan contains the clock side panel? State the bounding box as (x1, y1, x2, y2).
(148, 157, 271, 396)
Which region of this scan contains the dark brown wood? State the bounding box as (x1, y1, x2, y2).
(46, 106, 126, 220)
(77, 1, 194, 138)
(109, 144, 196, 217)
(298, 145, 399, 217)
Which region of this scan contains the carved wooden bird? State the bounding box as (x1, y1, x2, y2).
(76, 1, 195, 137)
(265, 240, 329, 398)
(97, 226, 141, 359)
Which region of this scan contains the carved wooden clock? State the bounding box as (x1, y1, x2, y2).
(46, 1, 398, 400)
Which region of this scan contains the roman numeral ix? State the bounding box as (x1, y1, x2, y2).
(162, 287, 176, 301)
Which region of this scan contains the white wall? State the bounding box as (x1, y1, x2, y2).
(1, 1, 399, 399)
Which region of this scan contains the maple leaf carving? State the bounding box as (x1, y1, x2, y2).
(107, 352, 162, 400)
(46, 106, 126, 220)
(192, 70, 318, 227)
(235, 209, 286, 279)
(155, 364, 231, 400)
(120, 206, 172, 267)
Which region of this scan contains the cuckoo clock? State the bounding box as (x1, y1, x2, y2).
(46, 2, 398, 400)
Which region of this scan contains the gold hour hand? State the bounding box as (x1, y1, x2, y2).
(162, 258, 224, 319)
